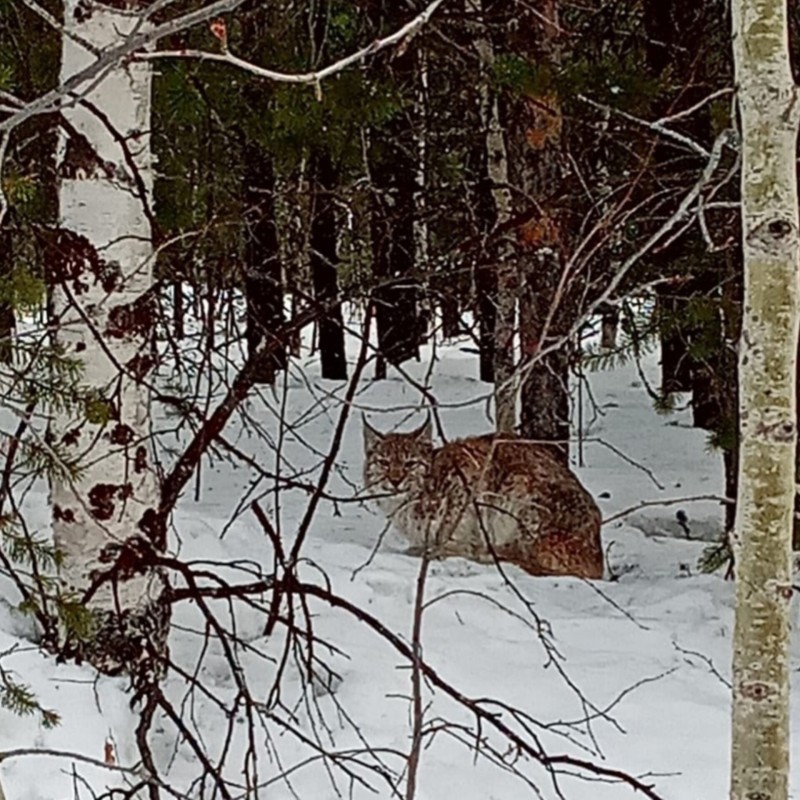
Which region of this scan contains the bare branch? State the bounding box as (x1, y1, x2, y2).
(139, 0, 449, 85)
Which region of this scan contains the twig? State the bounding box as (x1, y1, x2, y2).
(603, 494, 732, 526)
(139, 0, 449, 84)
(405, 555, 429, 800)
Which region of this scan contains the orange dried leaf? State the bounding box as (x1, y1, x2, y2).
(210, 18, 228, 48)
(524, 93, 562, 150)
(519, 215, 560, 248)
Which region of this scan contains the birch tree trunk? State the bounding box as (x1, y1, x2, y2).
(51, 0, 165, 676)
(730, 1, 800, 798)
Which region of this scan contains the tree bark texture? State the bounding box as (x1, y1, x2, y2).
(510, 0, 571, 461)
(729, 2, 799, 798)
(470, 130, 498, 383)
(243, 144, 286, 384)
(370, 152, 419, 368)
(721, 261, 742, 534)
(53, 0, 166, 677)
(471, 0, 516, 434)
(0, 225, 15, 364)
(599, 304, 619, 351)
(310, 150, 347, 380)
(655, 285, 695, 394)
(368, 1, 420, 371)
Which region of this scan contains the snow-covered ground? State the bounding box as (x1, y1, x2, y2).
(0, 322, 792, 800)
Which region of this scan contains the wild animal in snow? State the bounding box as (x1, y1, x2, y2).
(362, 418, 604, 579)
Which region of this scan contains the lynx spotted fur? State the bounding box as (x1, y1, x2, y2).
(363, 418, 603, 579)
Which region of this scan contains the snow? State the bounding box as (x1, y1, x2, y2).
(0, 321, 793, 800)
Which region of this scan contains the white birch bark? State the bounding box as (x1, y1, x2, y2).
(730, 2, 800, 798)
(413, 47, 432, 339)
(470, 0, 516, 434)
(413, 48, 430, 276)
(53, 0, 162, 667)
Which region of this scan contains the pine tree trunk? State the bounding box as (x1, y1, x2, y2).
(470, 133, 497, 383)
(173, 278, 184, 341)
(511, 0, 571, 462)
(729, 2, 799, 798)
(370, 153, 419, 368)
(599, 304, 619, 351)
(656, 286, 695, 394)
(475, 260, 496, 383)
(310, 151, 347, 380)
(721, 261, 742, 533)
(52, 0, 166, 678)
(519, 338, 571, 459)
(368, 2, 420, 371)
(243, 145, 286, 384)
(440, 291, 461, 339)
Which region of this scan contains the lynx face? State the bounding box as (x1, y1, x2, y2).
(362, 418, 433, 514)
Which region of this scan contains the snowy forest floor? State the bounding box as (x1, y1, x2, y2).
(0, 322, 795, 800)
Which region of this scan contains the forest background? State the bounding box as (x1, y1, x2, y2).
(0, 1, 797, 799)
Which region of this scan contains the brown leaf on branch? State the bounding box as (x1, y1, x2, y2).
(524, 93, 562, 149)
(210, 18, 228, 49)
(519, 214, 561, 248)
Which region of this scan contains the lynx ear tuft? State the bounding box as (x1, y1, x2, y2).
(412, 415, 432, 442)
(362, 414, 383, 450)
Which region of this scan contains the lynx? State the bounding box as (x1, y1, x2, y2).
(362, 418, 604, 579)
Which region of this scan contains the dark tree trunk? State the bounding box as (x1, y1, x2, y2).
(309, 151, 347, 380)
(599, 304, 619, 350)
(724, 446, 738, 533)
(469, 115, 501, 384)
(656, 285, 695, 394)
(172, 279, 184, 341)
(440, 291, 461, 339)
(243, 146, 286, 384)
(475, 264, 497, 383)
(0, 225, 15, 364)
(367, 2, 420, 372)
(517, 260, 572, 464)
(502, 1, 571, 460)
(684, 258, 741, 532)
(370, 146, 419, 368)
(692, 362, 721, 430)
(520, 345, 571, 452)
(719, 257, 741, 534)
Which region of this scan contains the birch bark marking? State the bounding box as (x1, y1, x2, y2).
(53, 0, 164, 674)
(730, 2, 800, 798)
